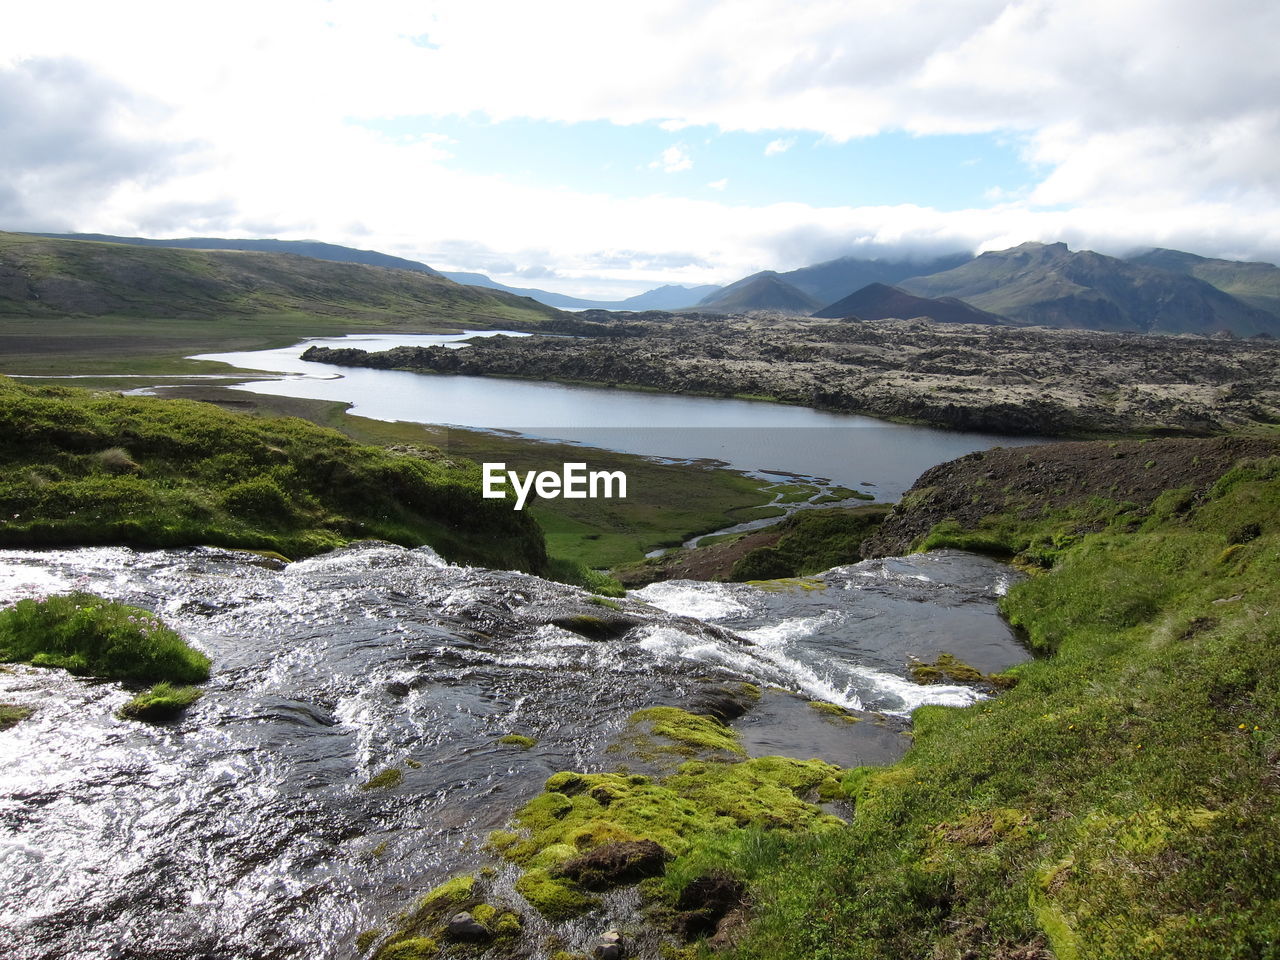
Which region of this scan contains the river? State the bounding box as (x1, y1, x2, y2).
(0, 544, 1025, 960)
(188, 332, 1045, 501)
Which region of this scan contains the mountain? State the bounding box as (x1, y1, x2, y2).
(437, 272, 719, 310)
(1128, 248, 1280, 319)
(899, 241, 1280, 336)
(0, 232, 563, 327)
(696, 271, 821, 314)
(30, 233, 445, 277)
(812, 282, 1009, 324)
(27, 233, 717, 312)
(778, 252, 973, 307)
(613, 284, 723, 310)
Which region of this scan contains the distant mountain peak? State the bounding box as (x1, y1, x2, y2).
(812, 283, 1008, 324)
(697, 271, 821, 314)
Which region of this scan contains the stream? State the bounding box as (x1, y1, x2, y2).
(0, 543, 1026, 960)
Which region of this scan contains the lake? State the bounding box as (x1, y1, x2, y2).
(192, 331, 1045, 500)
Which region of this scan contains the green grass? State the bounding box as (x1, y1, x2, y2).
(117, 682, 204, 721)
(0, 592, 210, 684)
(718, 454, 1280, 959)
(0, 377, 545, 570)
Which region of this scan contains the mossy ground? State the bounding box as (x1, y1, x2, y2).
(465, 707, 848, 939)
(0, 592, 210, 685)
(720, 454, 1280, 959)
(0, 378, 545, 571)
(489, 754, 845, 924)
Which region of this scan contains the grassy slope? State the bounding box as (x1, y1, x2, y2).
(0, 377, 546, 571)
(725, 455, 1280, 959)
(152, 386, 778, 570)
(0, 231, 563, 374)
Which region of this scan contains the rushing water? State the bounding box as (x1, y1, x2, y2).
(0, 544, 1025, 960)
(186, 332, 1046, 500)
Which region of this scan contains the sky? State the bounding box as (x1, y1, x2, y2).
(2, 0, 1279, 299)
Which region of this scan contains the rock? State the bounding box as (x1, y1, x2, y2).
(445, 910, 490, 942)
(555, 839, 671, 890)
(593, 929, 624, 959)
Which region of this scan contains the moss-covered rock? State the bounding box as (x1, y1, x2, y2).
(0, 702, 34, 730)
(498, 734, 537, 749)
(361, 767, 405, 790)
(117, 682, 203, 721)
(807, 700, 861, 724)
(624, 706, 745, 758)
(908, 653, 1019, 691)
(513, 867, 598, 920)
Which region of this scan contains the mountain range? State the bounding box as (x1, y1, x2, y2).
(898, 242, 1279, 336)
(701, 242, 1280, 337)
(30, 233, 720, 312)
(17, 232, 1280, 337)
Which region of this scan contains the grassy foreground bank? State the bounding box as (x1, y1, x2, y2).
(725, 453, 1280, 958)
(410, 445, 1280, 960)
(0, 377, 545, 571)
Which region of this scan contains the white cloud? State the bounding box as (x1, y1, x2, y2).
(764, 137, 794, 156)
(651, 144, 693, 173)
(1, 1, 1278, 293)
(707, 178, 729, 191)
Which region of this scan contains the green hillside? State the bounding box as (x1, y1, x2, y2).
(0, 232, 564, 374)
(0, 377, 546, 571)
(0, 231, 560, 324)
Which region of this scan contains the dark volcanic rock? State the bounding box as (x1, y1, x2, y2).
(301, 314, 1280, 438)
(555, 840, 672, 890)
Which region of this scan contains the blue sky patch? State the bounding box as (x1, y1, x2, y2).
(352, 115, 1033, 211)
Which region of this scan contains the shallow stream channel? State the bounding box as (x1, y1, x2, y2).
(0, 543, 1027, 959)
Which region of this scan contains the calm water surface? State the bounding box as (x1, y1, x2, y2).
(191, 331, 1045, 500)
